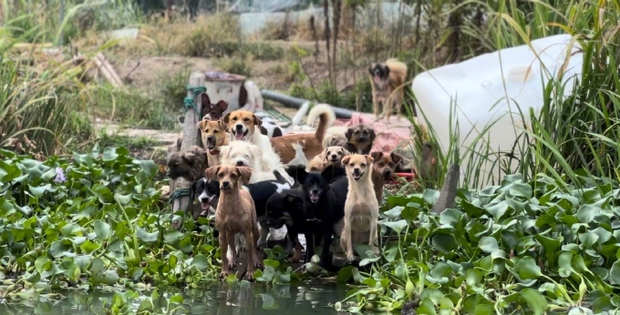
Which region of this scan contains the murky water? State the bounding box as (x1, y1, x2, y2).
(1, 282, 350, 314)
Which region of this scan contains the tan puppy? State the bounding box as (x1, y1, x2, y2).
(197, 120, 229, 167)
(370, 151, 404, 202)
(206, 165, 263, 281)
(340, 154, 380, 261)
(368, 58, 408, 119)
(322, 146, 351, 167)
(222, 104, 336, 165)
(306, 155, 326, 173)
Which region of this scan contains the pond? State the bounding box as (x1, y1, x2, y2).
(0, 281, 359, 315)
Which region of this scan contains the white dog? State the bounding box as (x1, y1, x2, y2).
(219, 140, 292, 184)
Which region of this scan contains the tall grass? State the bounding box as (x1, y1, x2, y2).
(409, 0, 620, 190)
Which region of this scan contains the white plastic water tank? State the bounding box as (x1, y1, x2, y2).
(412, 34, 583, 188)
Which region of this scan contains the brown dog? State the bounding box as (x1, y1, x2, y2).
(340, 154, 380, 261)
(200, 93, 229, 121)
(166, 145, 208, 182)
(368, 58, 408, 119)
(206, 165, 263, 281)
(222, 104, 335, 165)
(322, 146, 351, 167)
(345, 124, 376, 155)
(370, 151, 404, 202)
(197, 119, 229, 167)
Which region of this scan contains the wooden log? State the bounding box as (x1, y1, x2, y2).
(172, 72, 205, 214)
(92, 53, 123, 87)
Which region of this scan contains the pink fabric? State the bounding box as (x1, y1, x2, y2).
(338, 113, 413, 153)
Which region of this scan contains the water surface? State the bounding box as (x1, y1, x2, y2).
(1, 281, 351, 315)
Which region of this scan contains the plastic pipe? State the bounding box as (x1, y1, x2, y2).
(260, 89, 355, 119)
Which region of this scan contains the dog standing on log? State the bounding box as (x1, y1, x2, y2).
(206, 165, 263, 281)
(368, 58, 408, 119)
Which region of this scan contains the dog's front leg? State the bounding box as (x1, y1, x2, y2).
(252, 221, 264, 270)
(369, 213, 380, 256)
(219, 232, 230, 280)
(303, 231, 315, 263)
(226, 231, 237, 270)
(372, 94, 380, 118)
(320, 229, 337, 272)
(342, 210, 355, 262)
(243, 228, 257, 281)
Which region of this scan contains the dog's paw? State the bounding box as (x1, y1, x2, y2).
(346, 252, 356, 262)
(253, 260, 264, 270)
(219, 271, 229, 281)
(227, 259, 237, 270)
(371, 246, 381, 256)
(243, 272, 255, 282)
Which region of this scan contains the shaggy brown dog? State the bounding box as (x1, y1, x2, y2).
(370, 151, 404, 202)
(206, 165, 263, 281)
(197, 119, 229, 167)
(345, 124, 376, 155)
(368, 58, 408, 119)
(166, 145, 208, 182)
(222, 104, 336, 164)
(340, 154, 380, 261)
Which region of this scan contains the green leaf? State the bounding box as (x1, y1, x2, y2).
(102, 270, 119, 285)
(484, 200, 509, 220)
(92, 184, 113, 203)
(478, 237, 499, 254)
(514, 257, 542, 280)
(137, 228, 159, 243)
(139, 160, 158, 178)
(383, 206, 404, 219)
(520, 288, 548, 315)
(28, 184, 55, 197)
(609, 260, 620, 285)
(257, 265, 275, 282)
(380, 220, 408, 234)
(94, 220, 111, 242)
(90, 257, 105, 282)
(60, 223, 82, 236)
(423, 189, 440, 206)
(431, 233, 457, 253)
(102, 147, 118, 161)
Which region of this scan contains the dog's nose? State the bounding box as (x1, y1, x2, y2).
(354, 168, 360, 174)
(358, 136, 366, 141)
(235, 124, 243, 130)
(207, 135, 215, 142)
(200, 197, 208, 203)
(236, 160, 244, 166)
(222, 181, 231, 189)
(383, 170, 392, 177)
(331, 154, 337, 159)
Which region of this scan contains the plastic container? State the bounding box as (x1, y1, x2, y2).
(412, 34, 583, 188)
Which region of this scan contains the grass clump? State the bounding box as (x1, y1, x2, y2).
(214, 55, 254, 77)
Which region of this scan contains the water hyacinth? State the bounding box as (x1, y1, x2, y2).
(54, 167, 66, 183)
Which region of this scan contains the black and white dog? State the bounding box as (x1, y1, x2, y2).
(192, 170, 292, 248)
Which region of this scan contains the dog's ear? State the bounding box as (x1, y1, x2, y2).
(365, 154, 374, 164)
(390, 152, 405, 166)
(341, 156, 351, 165)
(217, 119, 226, 131)
(201, 93, 211, 106)
(205, 166, 220, 180)
(382, 64, 390, 76)
(370, 151, 382, 162)
(222, 112, 232, 125)
(236, 166, 253, 185)
(197, 120, 207, 131)
(252, 114, 262, 126)
(321, 165, 346, 183)
(345, 128, 354, 141)
(341, 147, 351, 156)
(285, 164, 308, 184)
(182, 152, 195, 166)
(216, 100, 229, 112)
(368, 128, 377, 143)
(285, 193, 304, 208)
(368, 64, 374, 76)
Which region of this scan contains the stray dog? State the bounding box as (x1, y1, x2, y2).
(306, 146, 350, 172)
(265, 188, 316, 263)
(223, 104, 335, 165)
(197, 119, 228, 167)
(206, 165, 263, 281)
(200, 92, 229, 121)
(238, 80, 263, 113)
(166, 145, 208, 182)
(306, 155, 326, 173)
(340, 154, 380, 261)
(370, 151, 404, 202)
(286, 164, 348, 271)
(368, 58, 408, 119)
(219, 140, 292, 184)
(195, 169, 292, 263)
(345, 124, 376, 155)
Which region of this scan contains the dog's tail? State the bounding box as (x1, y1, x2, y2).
(272, 169, 287, 183)
(281, 101, 311, 129)
(306, 103, 336, 146)
(385, 58, 408, 83)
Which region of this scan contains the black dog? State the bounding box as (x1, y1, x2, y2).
(192, 170, 292, 248)
(284, 164, 348, 271)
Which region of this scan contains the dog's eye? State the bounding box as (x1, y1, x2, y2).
(354, 130, 359, 134)
(388, 162, 394, 167)
(378, 162, 385, 167)
(232, 117, 238, 121)
(213, 130, 218, 133)
(245, 155, 250, 159)
(361, 163, 366, 168)
(362, 130, 368, 134)
(218, 173, 224, 178)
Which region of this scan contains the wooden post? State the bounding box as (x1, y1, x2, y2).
(431, 164, 460, 214)
(172, 71, 205, 215)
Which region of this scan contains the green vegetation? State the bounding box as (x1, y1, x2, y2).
(2, 0, 620, 314)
